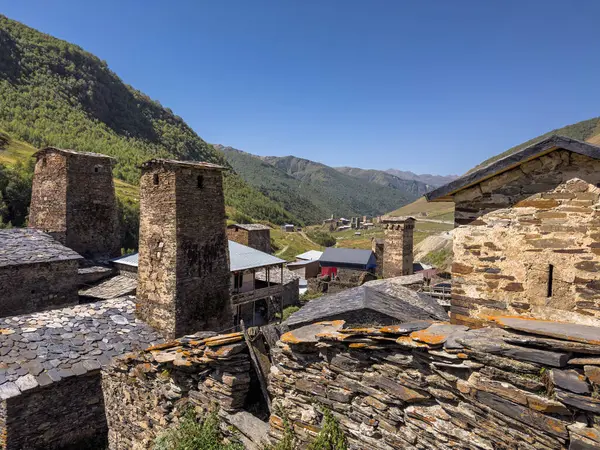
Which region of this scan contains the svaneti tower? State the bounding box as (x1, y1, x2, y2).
(380, 215, 415, 277)
(136, 159, 232, 338)
(28, 147, 120, 260)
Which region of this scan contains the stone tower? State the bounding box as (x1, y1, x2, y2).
(381, 216, 415, 278)
(29, 147, 120, 260)
(371, 238, 384, 277)
(136, 159, 232, 338)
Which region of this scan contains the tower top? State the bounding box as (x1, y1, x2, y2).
(380, 215, 415, 224)
(141, 159, 226, 171)
(33, 147, 116, 163)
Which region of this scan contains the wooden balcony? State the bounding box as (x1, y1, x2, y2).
(231, 284, 284, 306)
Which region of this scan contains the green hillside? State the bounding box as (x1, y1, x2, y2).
(335, 166, 431, 196)
(259, 155, 422, 220)
(0, 14, 298, 226)
(473, 116, 600, 171)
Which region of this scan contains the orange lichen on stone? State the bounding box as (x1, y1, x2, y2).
(395, 336, 430, 349)
(205, 335, 243, 347)
(349, 343, 368, 349)
(145, 341, 180, 352)
(339, 327, 381, 335)
(281, 321, 346, 344)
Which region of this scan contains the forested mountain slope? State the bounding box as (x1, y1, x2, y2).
(0, 14, 298, 225)
(335, 166, 431, 197)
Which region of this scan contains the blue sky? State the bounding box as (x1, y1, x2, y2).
(2, 1, 600, 175)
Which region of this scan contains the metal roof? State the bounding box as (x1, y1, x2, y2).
(319, 247, 376, 269)
(0, 229, 83, 268)
(112, 240, 285, 272)
(285, 277, 447, 328)
(426, 135, 600, 202)
(295, 250, 323, 261)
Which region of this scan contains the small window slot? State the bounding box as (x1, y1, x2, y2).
(547, 264, 554, 298)
(153, 173, 159, 186)
(197, 175, 204, 189)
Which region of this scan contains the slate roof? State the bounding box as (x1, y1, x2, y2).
(426, 135, 600, 202)
(295, 250, 323, 261)
(0, 297, 163, 398)
(33, 147, 116, 161)
(79, 276, 138, 300)
(285, 277, 447, 329)
(228, 223, 271, 231)
(112, 241, 285, 273)
(0, 229, 83, 268)
(319, 247, 376, 269)
(141, 159, 226, 171)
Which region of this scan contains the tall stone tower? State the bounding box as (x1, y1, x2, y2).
(381, 216, 415, 278)
(371, 238, 384, 277)
(29, 147, 120, 260)
(136, 159, 232, 338)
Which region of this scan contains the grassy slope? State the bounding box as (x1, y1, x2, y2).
(0, 14, 298, 225)
(270, 228, 322, 261)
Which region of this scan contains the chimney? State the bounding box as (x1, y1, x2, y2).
(380, 216, 415, 277)
(29, 147, 120, 260)
(136, 159, 232, 338)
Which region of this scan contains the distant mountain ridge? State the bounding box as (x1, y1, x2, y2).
(384, 170, 458, 187)
(218, 146, 443, 224)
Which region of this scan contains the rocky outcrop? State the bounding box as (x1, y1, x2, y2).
(268, 318, 600, 449)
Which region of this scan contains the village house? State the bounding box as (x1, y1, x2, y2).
(426, 135, 600, 327)
(0, 228, 82, 317)
(285, 250, 322, 280)
(280, 223, 294, 232)
(226, 223, 272, 253)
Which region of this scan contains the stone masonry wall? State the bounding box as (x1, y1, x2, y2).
(2, 371, 107, 450)
(382, 217, 415, 278)
(65, 153, 120, 260)
(451, 150, 600, 327)
(269, 318, 600, 449)
(137, 162, 232, 339)
(227, 228, 272, 254)
(0, 260, 79, 317)
(102, 332, 251, 449)
(29, 152, 68, 244)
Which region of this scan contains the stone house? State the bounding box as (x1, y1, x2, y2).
(28, 147, 120, 260)
(226, 223, 272, 253)
(380, 216, 415, 278)
(0, 228, 82, 317)
(426, 135, 600, 327)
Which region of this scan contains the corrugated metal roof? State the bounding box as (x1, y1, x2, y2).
(112, 240, 285, 272)
(319, 247, 376, 268)
(295, 250, 323, 261)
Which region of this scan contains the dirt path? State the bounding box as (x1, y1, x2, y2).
(299, 231, 319, 247)
(417, 218, 454, 225)
(275, 244, 289, 257)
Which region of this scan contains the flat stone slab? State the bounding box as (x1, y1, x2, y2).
(410, 323, 468, 346)
(555, 390, 600, 414)
(78, 275, 137, 300)
(281, 320, 345, 345)
(569, 357, 600, 366)
(503, 335, 600, 355)
(550, 369, 591, 395)
(493, 316, 600, 346)
(380, 320, 434, 335)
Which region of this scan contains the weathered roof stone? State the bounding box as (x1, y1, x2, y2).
(141, 159, 226, 171)
(33, 147, 117, 161)
(228, 223, 271, 231)
(0, 229, 83, 268)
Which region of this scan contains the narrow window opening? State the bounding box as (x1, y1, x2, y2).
(94, 166, 99, 173)
(197, 175, 204, 189)
(547, 264, 554, 298)
(153, 173, 159, 186)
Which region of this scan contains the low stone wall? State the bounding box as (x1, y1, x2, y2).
(2, 371, 107, 450)
(269, 318, 600, 449)
(308, 270, 377, 295)
(102, 331, 253, 449)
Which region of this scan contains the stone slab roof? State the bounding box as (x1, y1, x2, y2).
(285, 277, 447, 329)
(426, 135, 600, 202)
(141, 159, 226, 171)
(79, 275, 138, 300)
(0, 229, 83, 268)
(33, 147, 116, 161)
(228, 223, 271, 231)
(0, 297, 163, 398)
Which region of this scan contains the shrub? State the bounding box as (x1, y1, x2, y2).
(154, 409, 244, 450)
(307, 230, 336, 247)
(308, 407, 348, 450)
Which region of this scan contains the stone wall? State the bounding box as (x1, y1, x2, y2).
(269, 318, 600, 449)
(381, 217, 415, 278)
(29, 149, 120, 260)
(137, 161, 231, 338)
(227, 227, 272, 254)
(2, 371, 107, 450)
(102, 332, 252, 449)
(451, 150, 600, 327)
(308, 269, 377, 295)
(371, 238, 384, 278)
(0, 260, 79, 317)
